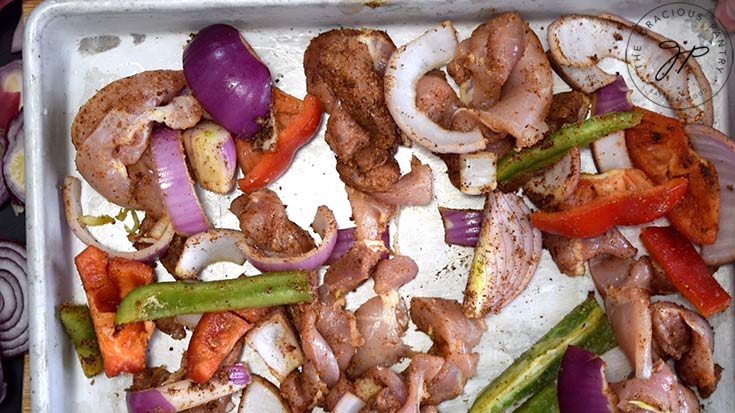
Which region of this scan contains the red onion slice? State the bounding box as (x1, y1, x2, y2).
(238, 206, 338, 272)
(63, 176, 174, 262)
(334, 393, 366, 413)
(686, 124, 735, 265)
(182, 121, 237, 194)
(557, 346, 615, 413)
(591, 76, 633, 172)
(183, 24, 272, 139)
(174, 229, 248, 280)
(150, 126, 210, 236)
(438, 207, 482, 247)
(0, 240, 28, 357)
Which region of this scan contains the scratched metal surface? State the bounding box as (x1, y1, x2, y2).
(24, 1, 734, 412)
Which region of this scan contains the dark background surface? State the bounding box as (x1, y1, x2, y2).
(0, 1, 27, 412)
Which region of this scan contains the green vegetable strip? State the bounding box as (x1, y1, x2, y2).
(512, 382, 559, 413)
(115, 271, 312, 324)
(512, 310, 617, 413)
(59, 303, 103, 378)
(496, 110, 644, 184)
(469, 294, 615, 413)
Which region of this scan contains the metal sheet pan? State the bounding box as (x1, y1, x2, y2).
(24, 0, 734, 411)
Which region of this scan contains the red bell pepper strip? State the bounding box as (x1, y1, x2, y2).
(187, 311, 252, 384)
(530, 177, 688, 238)
(237, 94, 323, 192)
(641, 226, 731, 317)
(74, 246, 154, 377)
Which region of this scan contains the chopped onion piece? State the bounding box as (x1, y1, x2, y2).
(182, 121, 237, 194)
(458, 151, 497, 195)
(245, 310, 303, 381)
(127, 363, 250, 413)
(174, 229, 247, 280)
(686, 124, 735, 265)
(558, 346, 615, 413)
(326, 227, 390, 264)
(238, 375, 291, 413)
(523, 147, 581, 210)
(62, 176, 174, 262)
(438, 207, 482, 247)
(334, 392, 366, 413)
(384, 21, 485, 154)
(591, 76, 633, 172)
(150, 126, 210, 236)
(3, 110, 24, 204)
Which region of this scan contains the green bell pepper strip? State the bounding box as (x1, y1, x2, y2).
(496, 110, 644, 184)
(115, 271, 312, 324)
(59, 303, 104, 378)
(469, 294, 616, 413)
(512, 382, 559, 413)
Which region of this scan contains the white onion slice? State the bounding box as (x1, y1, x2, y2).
(458, 151, 497, 195)
(384, 21, 485, 154)
(238, 375, 290, 413)
(174, 229, 248, 280)
(62, 176, 174, 262)
(245, 310, 304, 381)
(334, 392, 366, 413)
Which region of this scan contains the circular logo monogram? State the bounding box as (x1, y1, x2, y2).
(625, 2, 733, 110)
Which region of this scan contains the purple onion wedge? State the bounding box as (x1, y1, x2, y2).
(557, 346, 615, 413)
(326, 227, 390, 264)
(591, 76, 634, 172)
(437, 207, 482, 247)
(182, 120, 237, 194)
(183, 24, 272, 139)
(127, 363, 250, 413)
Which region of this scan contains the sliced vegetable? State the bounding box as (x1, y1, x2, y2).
(244, 309, 303, 381)
(182, 120, 237, 194)
(334, 393, 366, 413)
(530, 177, 688, 238)
(326, 227, 390, 264)
(640, 226, 731, 317)
(3, 109, 24, 205)
(63, 176, 175, 261)
(438, 207, 482, 247)
(237, 94, 322, 192)
(74, 246, 154, 377)
(463, 191, 542, 318)
(496, 110, 643, 184)
(0, 60, 21, 131)
(0, 239, 28, 357)
(183, 24, 272, 138)
(115, 271, 312, 324)
(557, 346, 615, 413)
(127, 363, 250, 413)
(241, 205, 338, 272)
(469, 295, 616, 413)
(458, 151, 497, 195)
(187, 311, 252, 384)
(591, 76, 633, 172)
(686, 124, 735, 265)
(59, 303, 103, 378)
(626, 107, 719, 245)
(512, 382, 559, 413)
(384, 21, 485, 154)
(238, 374, 291, 413)
(150, 126, 210, 236)
(174, 229, 247, 280)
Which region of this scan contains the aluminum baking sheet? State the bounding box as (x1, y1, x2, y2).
(25, 0, 735, 412)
